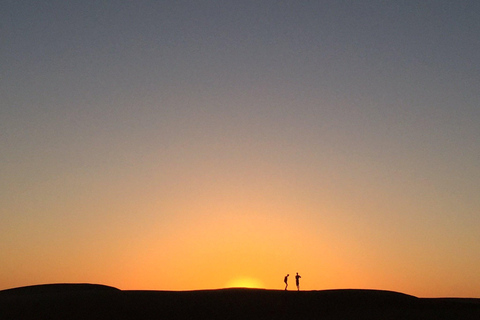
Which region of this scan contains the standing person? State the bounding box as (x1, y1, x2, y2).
(295, 272, 301, 291)
(284, 274, 289, 290)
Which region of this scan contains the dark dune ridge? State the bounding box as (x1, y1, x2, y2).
(1, 284, 479, 320)
(0, 283, 120, 295)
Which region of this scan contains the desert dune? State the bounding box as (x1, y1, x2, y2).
(1, 283, 480, 319)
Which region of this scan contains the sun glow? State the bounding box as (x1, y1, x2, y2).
(226, 277, 264, 289)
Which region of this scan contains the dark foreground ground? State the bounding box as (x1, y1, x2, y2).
(1, 284, 480, 319)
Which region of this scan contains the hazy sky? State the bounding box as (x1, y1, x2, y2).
(1, 1, 479, 297)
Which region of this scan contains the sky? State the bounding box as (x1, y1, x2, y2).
(1, 1, 479, 297)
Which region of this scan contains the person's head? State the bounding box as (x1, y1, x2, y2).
(296, 272, 298, 275)
(287, 274, 289, 276)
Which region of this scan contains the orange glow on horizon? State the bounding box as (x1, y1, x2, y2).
(226, 277, 264, 289)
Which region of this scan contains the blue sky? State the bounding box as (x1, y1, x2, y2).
(1, 1, 479, 296)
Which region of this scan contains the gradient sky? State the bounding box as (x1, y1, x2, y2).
(1, 1, 479, 297)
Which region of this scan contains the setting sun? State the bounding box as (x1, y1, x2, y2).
(226, 277, 264, 289)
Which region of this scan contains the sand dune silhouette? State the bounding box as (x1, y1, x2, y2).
(1, 283, 479, 319)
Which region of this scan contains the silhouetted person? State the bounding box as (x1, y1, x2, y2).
(295, 272, 301, 291)
(284, 274, 289, 290)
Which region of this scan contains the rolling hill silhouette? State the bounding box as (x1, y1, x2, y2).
(1, 284, 479, 319)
